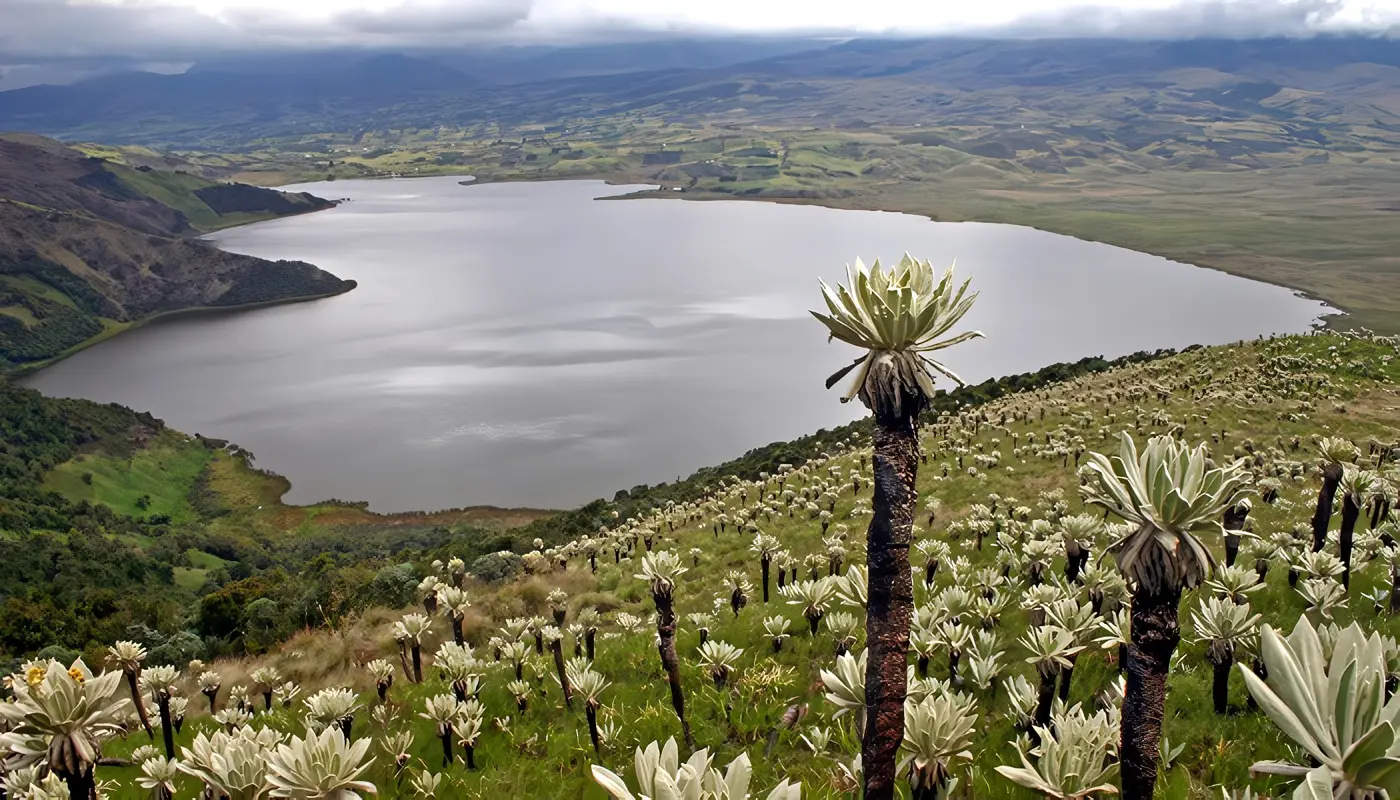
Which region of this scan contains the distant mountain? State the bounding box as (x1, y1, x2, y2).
(430, 38, 834, 84)
(0, 36, 1396, 148)
(0, 134, 353, 367)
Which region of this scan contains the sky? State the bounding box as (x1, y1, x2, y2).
(1, 0, 1397, 64)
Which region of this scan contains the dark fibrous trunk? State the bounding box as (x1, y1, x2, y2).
(62, 768, 96, 800)
(586, 628, 597, 661)
(861, 404, 919, 800)
(157, 696, 175, 759)
(654, 589, 695, 749)
(126, 672, 155, 740)
(1312, 462, 1343, 552)
(440, 730, 454, 767)
(1340, 493, 1361, 589)
(1032, 671, 1057, 742)
(587, 705, 602, 756)
(1121, 585, 1183, 800)
(761, 556, 771, 603)
(1212, 660, 1232, 714)
(551, 639, 574, 711)
(1056, 656, 1076, 703)
(411, 644, 423, 684)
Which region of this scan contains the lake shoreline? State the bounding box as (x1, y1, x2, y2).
(11, 281, 358, 378)
(439, 172, 1342, 330)
(27, 176, 1331, 511)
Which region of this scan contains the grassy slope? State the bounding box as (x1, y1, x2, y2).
(41, 432, 554, 557)
(89, 332, 1400, 798)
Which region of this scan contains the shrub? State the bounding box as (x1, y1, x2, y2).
(471, 551, 523, 583)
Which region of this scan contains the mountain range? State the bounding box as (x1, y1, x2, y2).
(0, 134, 353, 368)
(0, 36, 1396, 147)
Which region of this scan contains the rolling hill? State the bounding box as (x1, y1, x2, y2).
(0, 134, 354, 368)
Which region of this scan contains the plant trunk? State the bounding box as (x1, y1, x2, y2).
(654, 590, 695, 749)
(587, 628, 597, 661)
(807, 611, 822, 636)
(340, 715, 353, 742)
(1212, 660, 1232, 714)
(916, 654, 929, 678)
(1391, 566, 1400, 614)
(1121, 585, 1183, 800)
(411, 644, 423, 684)
(465, 743, 477, 770)
(1033, 671, 1057, 739)
(1057, 655, 1077, 703)
(1312, 461, 1343, 551)
(158, 696, 175, 760)
(203, 687, 218, 713)
(1340, 492, 1361, 589)
(263, 691, 273, 712)
(552, 639, 574, 711)
(587, 705, 602, 756)
(1224, 503, 1250, 568)
(861, 405, 919, 800)
(125, 672, 155, 740)
(62, 767, 96, 800)
(451, 616, 464, 646)
(761, 556, 771, 603)
(440, 731, 454, 767)
(909, 772, 948, 800)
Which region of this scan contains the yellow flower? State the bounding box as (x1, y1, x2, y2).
(25, 665, 46, 687)
(68, 666, 86, 684)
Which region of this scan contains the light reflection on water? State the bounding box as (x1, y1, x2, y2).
(24, 178, 1330, 511)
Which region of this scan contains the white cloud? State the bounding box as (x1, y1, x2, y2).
(0, 0, 1397, 59)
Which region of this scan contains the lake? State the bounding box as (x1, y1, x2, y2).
(25, 177, 1331, 511)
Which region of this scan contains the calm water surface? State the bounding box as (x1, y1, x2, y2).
(25, 178, 1330, 510)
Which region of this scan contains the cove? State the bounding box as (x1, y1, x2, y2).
(23, 177, 1331, 511)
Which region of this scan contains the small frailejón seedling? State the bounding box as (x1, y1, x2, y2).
(811, 253, 981, 800)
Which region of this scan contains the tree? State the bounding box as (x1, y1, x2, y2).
(637, 551, 695, 749)
(1338, 467, 1379, 588)
(1080, 432, 1251, 800)
(1189, 597, 1260, 714)
(107, 641, 155, 741)
(1312, 437, 1358, 552)
(811, 254, 982, 800)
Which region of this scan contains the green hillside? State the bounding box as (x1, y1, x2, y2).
(0, 134, 352, 369)
(5, 330, 1400, 798)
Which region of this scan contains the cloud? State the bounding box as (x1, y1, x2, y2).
(0, 0, 1395, 62)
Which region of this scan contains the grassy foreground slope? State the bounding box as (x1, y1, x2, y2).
(84, 331, 1400, 798)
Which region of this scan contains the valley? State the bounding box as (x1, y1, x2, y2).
(2, 29, 1400, 800)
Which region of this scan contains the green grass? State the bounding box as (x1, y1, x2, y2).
(81, 332, 1400, 798)
(44, 430, 212, 524)
(0, 305, 38, 326)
